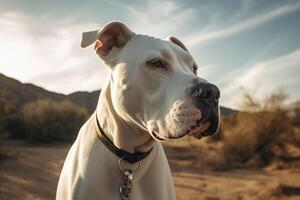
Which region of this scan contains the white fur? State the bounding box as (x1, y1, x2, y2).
(56, 22, 206, 200)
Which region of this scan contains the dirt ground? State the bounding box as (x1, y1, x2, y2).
(0, 140, 300, 200)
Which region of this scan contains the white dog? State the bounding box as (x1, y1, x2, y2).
(56, 22, 220, 200)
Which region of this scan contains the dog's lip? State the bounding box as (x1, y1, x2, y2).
(192, 116, 220, 139)
(151, 130, 187, 141)
(187, 121, 211, 139)
(151, 131, 166, 141)
(150, 118, 215, 141)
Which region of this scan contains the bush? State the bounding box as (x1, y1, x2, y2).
(290, 101, 300, 128)
(220, 91, 294, 168)
(23, 99, 88, 142)
(0, 96, 29, 139)
(221, 113, 257, 166)
(5, 113, 28, 139)
(0, 97, 13, 133)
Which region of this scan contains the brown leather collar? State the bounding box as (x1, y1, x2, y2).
(95, 113, 153, 164)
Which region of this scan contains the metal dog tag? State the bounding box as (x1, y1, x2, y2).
(120, 169, 134, 200)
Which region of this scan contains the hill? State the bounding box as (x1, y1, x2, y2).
(0, 73, 100, 112)
(0, 73, 65, 107)
(68, 91, 100, 112)
(0, 73, 235, 114)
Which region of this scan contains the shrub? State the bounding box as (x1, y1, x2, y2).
(221, 113, 257, 167)
(5, 113, 28, 139)
(220, 91, 294, 168)
(23, 99, 88, 142)
(0, 96, 29, 139)
(0, 97, 22, 137)
(290, 101, 300, 128)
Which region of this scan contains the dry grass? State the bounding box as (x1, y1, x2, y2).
(1, 141, 300, 200)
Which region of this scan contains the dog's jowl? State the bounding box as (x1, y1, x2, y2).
(56, 22, 220, 200)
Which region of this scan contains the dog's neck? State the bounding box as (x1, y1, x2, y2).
(96, 78, 156, 153)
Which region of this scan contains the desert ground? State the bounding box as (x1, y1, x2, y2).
(0, 139, 300, 200)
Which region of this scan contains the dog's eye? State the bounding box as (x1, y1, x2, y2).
(193, 65, 198, 74)
(146, 59, 168, 71)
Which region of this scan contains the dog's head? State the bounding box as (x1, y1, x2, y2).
(81, 22, 220, 141)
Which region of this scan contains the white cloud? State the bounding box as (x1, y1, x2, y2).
(0, 1, 197, 94)
(118, 0, 197, 38)
(0, 11, 108, 94)
(198, 64, 220, 80)
(183, 2, 300, 46)
(221, 49, 300, 109)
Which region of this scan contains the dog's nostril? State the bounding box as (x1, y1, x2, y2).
(214, 85, 221, 99)
(207, 84, 220, 100)
(206, 90, 213, 99)
(216, 90, 220, 99)
(190, 83, 220, 101)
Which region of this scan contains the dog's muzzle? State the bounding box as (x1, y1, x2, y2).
(187, 81, 220, 138)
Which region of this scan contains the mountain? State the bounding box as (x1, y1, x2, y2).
(0, 73, 236, 114)
(220, 106, 236, 115)
(0, 73, 65, 107)
(0, 73, 99, 112)
(68, 91, 100, 112)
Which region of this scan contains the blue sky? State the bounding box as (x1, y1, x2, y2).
(0, 0, 299, 109)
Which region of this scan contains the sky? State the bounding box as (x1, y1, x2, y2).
(0, 0, 299, 109)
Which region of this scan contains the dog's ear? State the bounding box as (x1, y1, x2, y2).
(167, 36, 189, 52)
(81, 30, 99, 48)
(81, 22, 134, 58)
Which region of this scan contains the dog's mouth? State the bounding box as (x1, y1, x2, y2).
(187, 121, 211, 139)
(148, 104, 220, 141)
(151, 117, 219, 141)
(187, 103, 220, 139)
(151, 131, 166, 141)
(188, 115, 220, 139)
